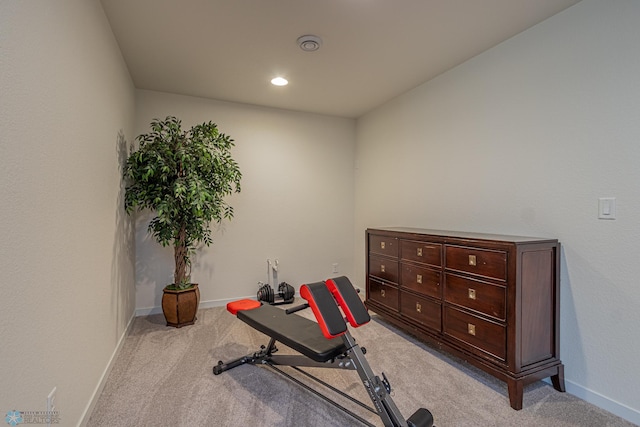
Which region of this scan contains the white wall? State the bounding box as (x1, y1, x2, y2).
(354, 0, 640, 423)
(134, 90, 356, 311)
(3, 0, 637, 424)
(0, 0, 136, 425)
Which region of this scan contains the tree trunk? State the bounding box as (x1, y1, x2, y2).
(174, 224, 188, 287)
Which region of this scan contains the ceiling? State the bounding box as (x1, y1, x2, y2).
(101, 0, 581, 118)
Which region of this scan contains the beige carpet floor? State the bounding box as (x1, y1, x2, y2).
(87, 302, 637, 427)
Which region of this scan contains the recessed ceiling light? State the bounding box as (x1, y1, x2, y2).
(271, 77, 288, 86)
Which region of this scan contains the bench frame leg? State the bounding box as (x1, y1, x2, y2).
(214, 332, 433, 427)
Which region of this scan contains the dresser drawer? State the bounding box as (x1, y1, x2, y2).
(400, 240, 442, 267)
(369, 255, 399, 283)
(443, 306, 506, 361)
(444, 273, 506, 321)
(400, 292, 441, 332)
(445, 245, 507, 281)
(369, 279, 399, 311)
(401, 263, 441, 299)
(369, 234, 399, 258)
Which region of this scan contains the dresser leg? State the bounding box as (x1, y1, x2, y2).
(507, 379, 523, 410)
(551, 364, 566, 392)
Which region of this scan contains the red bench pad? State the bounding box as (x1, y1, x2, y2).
(300, 282, 348, 339)
(227, 299, 261, 315)
(326, 276, 370, 328)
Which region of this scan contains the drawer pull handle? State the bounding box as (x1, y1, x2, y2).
(416, 302, 422, 313)
(380, 289, 386, 298)
(468, 323, 476, 336)
(381, 241, 386, 249)
(417, 247, 423, 257)
(468, 288, 476, 300)
(380, 264, 386, 273)
(468, 255, 477, 266)
(416, 274, 422, 284)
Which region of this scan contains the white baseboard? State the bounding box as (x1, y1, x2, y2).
(565, 380, 640, 425)
(77, 312, 136, 427)
(543, 378, 639, 425)
(134, 295, 259, 317)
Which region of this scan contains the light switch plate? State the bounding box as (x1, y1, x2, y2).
(598, 197, 616, 220)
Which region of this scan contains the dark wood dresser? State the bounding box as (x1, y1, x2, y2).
(365, 227, 565, 410)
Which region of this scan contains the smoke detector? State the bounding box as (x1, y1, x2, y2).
(297, 35, 322, 52)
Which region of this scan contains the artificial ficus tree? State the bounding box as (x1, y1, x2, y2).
(124, 116, 242, 289)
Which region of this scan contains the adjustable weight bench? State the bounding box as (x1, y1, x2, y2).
(214, 276, 434, 427)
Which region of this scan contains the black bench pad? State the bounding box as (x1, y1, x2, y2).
(238, 304, 347, 363)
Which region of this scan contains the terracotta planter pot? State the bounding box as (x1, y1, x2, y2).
(162, 284, 200, 328)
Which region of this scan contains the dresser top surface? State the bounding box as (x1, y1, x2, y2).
(367, 227, 557, 244)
